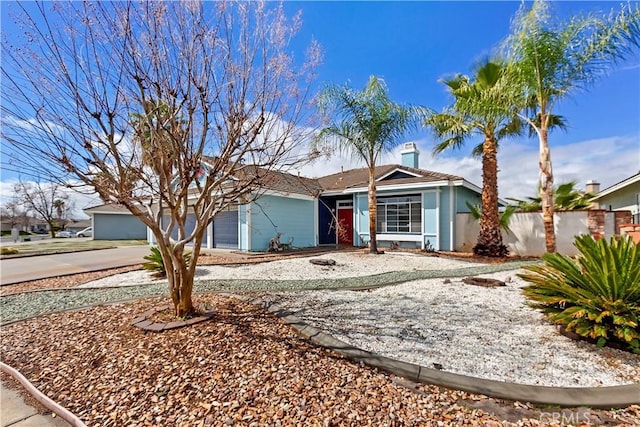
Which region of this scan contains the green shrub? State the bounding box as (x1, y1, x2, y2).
(0, 247, 20, 255)
(519, 235, 640, 353)
(142, 246, 191, 278)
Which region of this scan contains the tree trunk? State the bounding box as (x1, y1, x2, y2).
(175, 268, 194, 318)
(161, 243, 196, 318)
(368, 167, 379, 254)
(474, 136, 507, 257)
(539, 121, 556, 253)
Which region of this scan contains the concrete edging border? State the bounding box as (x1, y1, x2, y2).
(244, 296, 640, 409)
(131, 305, 216, 332)
(1, 361, 87, 427)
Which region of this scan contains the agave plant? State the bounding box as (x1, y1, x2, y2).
(143, 246, 192, 278)
(519, 235, 640, 352)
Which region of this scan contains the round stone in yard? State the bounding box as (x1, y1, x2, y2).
(309, 258, 336, 266)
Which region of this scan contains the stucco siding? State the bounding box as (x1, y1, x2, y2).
(248, 195, 316, 251)
(93, 213, 146, 240)
(351, 190, 443, 250)
(423, 191, 438, 250)
(597, 184, 640, 218)
(456, 211, 597, 256)
(456, 186, 481, 212)
(238, 205, 250, 251)
(356, 194, 369, 244)
(438, 187, 455, 251)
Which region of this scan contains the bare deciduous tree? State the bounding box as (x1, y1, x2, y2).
(13, 181, 72, 237)
(1, 1, 321, 317)
(1, 199, 31, 231)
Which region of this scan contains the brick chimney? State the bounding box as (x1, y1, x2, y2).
(400, 142, 420, 169)
(585, 180, 600, 195)
(586, 180, 601, 209)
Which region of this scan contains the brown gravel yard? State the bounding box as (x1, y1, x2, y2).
(4, 293, 639, 426)
(2, 252, 640, 425)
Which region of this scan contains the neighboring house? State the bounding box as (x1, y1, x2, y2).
(0, 215, 50, 233)
(65, 219, 92, 234)
(87, 143, 484, 251)
(83, 204, 148, 240)
(589, 173, 640, 224)
(0, 219, 12, 233)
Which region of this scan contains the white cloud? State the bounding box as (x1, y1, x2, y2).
(3, 134, 637, 217)
(0, 179, 101, 219)
(300, 134, 640, 200)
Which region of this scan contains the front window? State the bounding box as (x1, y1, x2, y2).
(376, 195, 421, 233)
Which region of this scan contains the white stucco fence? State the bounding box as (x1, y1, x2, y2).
(456, 211, 617, 256)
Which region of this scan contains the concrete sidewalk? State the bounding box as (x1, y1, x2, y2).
(0, 382, 70, 427)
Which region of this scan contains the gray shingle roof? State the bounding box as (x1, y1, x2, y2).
(316, 164, 463, 192)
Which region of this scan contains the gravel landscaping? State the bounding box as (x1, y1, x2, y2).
(1, 250, 639, 425)
(257, 271, 640, 388)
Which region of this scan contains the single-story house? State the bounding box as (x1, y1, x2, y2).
(589, 173, 640, 224)
(83, 204, 147, 240)
(315, 144, 482, 251)
(86, 143, 484, 251)
(65, 219, 92, 234)
(0, 216, 49, 233)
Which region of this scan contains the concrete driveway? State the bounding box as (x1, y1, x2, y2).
(0, 246, 151, 286)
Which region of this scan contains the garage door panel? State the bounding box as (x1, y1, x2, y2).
(213, 211, 238, 248)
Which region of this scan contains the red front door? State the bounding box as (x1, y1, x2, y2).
(337, 208, 353, 245)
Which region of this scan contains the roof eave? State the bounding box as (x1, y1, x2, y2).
(592, 174, 640, 200)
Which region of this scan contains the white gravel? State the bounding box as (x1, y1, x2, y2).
(79, 252, 640, 387)
(78, 252, 484, 287)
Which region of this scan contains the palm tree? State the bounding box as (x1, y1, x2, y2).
(315, 76, 427, 254)
(504, 0, 640, 253)
(425, 61, 523, 257)
(53, 199, 65, 220)
(507, 181, 596, 212)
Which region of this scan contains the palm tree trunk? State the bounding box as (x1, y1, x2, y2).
(368, 167, 379, 254)
(475, 136, 507, 257)
(539, 123, 556, 253)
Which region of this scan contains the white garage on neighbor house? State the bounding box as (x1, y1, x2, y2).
(83, 204, 148, 240)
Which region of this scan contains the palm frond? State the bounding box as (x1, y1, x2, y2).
(519, 235, 640, 352)
(316, 76, 429, 166)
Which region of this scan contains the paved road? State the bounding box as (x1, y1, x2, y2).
(0, 246, 151, 285)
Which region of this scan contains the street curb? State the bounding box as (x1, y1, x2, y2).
(245, 296, 640, 409)
(1, 362, 87, 427)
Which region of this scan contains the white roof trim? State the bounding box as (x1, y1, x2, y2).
(255, 189, 316, 201)
(376, 167, 422, 182)
(86, 210, 134, 215)
(343, 180, 453, 193)
(592, 173, 640, 200)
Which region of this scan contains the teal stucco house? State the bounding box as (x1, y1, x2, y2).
(86, 143, 483, 252)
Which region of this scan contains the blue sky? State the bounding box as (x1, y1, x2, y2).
(1, 1, 639, 217)
(289, 1, 640, 199)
